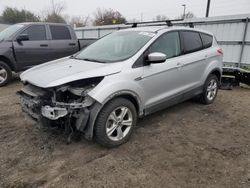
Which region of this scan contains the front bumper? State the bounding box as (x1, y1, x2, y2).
(17, 90, 91, 132)
(18, 91, 41, 120)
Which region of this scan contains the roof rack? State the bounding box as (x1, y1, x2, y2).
(125, 19, 187, 28)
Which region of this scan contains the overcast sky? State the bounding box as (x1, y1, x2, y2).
(0, 0, 249, 21)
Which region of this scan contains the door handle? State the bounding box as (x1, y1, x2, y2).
(40, 44, 48, 47)
(69, 43, 76, 46)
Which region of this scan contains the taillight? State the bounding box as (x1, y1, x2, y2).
(217, 48, 223, 55)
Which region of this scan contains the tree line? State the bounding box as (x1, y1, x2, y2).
(0, 1, 194, 27)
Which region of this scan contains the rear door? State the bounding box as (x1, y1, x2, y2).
(200, 32, 214, 63)
(49, 25, 79, 59)
(179, 30, 207, 89)
(13, 25, 52, 69)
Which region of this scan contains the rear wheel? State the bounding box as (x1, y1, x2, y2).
(200, 74, 219, 104)
(94, 98, 137, 148)
(0, 61, 12, 87)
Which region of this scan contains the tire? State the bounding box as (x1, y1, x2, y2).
(0, 61, 12, 87)
(94, 98, 137, 148)
(200, 74, 219, 105)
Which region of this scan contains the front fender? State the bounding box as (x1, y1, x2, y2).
(85, 74, 145, 140)
(88, 74, 145, 114)
(0, 42, 17, 71)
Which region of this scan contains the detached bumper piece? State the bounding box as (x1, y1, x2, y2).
(41, 106, 68, 120)
(222, 67, 250, 89)
(17, 84, 92, 143)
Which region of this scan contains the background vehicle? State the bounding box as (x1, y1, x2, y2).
(0, 22, 92, 86)
(18, 23, 223, 147)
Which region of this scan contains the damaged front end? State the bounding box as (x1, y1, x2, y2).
(17, 77, 103, 141)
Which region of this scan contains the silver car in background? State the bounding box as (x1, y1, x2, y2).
(18, 26, 223, 147)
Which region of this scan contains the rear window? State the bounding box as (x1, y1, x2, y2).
(182, 31, 203, 53)
(200, 33, 213, 48)
(50, 25, 71, 40)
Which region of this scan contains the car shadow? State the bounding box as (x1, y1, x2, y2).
(137, 99, 201, 127)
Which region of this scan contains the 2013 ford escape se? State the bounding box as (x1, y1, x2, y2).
(18, 26, 223, 147)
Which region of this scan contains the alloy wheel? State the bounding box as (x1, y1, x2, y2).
(206, 79, 218, 101)
(106, 106, 133, 141)
(0, 66, 7, 84)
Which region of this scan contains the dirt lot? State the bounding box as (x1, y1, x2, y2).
(0, 79, 250, 188)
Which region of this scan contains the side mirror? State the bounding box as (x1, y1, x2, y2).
(17, 34, 29, 42)
(147, 52, 167, 64)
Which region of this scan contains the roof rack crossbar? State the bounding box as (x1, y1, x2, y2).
(166, 20, 173, 26)
(126, 19, 184, 28)
(188, 22, 194, 28)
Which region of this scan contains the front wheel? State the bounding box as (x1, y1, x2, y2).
(200, 74, 219, 104)
(94, 98, 137, 148)
(0, 61, 12, 87)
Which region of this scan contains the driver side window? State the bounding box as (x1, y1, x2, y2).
(20, 25, 47, 41)
(149, 31, 181, 59)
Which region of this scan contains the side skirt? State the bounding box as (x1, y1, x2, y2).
(144, 86, 203, 116)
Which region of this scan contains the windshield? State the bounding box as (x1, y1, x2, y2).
(0, 24, 24, 41)
(75, 31, 155, 63)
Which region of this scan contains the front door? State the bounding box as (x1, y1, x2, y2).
(13, 25, 52, 70)
(138, 31, 185, 114)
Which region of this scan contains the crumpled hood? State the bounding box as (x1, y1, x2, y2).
(20, 57, 123, 88)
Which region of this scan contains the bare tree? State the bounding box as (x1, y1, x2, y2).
(50, 0, 65, 15)
(93, 8, 126, 26)
(42, 0, 67, 23)
(70, 15, 90, 27)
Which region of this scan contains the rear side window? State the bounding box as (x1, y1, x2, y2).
(182, 31, 203, 53)
(200, 33, 213, 48)
(21, 25, 46, 41)
(50, 25, 71, 40)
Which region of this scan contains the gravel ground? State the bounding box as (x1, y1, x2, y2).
(0, 79, 250, 188)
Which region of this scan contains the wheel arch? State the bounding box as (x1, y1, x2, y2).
(0, 56, 15, 71)
(210, 69, 222, 83)
(84, 91, 143, 141)
(102, 91, 142, 116)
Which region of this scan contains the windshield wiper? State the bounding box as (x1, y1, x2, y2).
(70, 56, 107, 63)
(81, 58, 106, 63)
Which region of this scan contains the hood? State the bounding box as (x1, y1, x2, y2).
(0, 40, 11, 48)
(20, 57, 123, 88)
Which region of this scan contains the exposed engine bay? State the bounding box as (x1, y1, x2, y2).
(17, 77, 104, 142)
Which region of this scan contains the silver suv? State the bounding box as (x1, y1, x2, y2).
(18, 26, 223, 147)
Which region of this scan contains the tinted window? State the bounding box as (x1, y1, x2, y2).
(149, 32, 181, 59)
(50, 25, 71, 40)
(21, 25, 46, 41)
(182, 31, 203, 53)
(201, 33, 213, 48)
